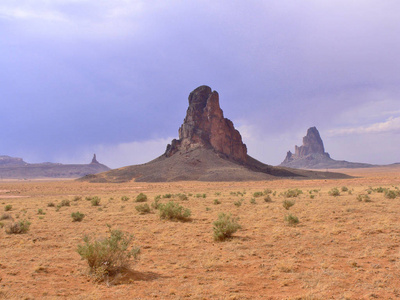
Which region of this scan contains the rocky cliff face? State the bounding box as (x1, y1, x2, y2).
(165, 85, 247, 163)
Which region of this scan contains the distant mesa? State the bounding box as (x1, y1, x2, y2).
(80, 86, 350, 183)
(280, 127, 373, 169)
(0, 154, 110, 179)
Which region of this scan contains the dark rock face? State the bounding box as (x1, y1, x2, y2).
(165, 85, 247, 163)
(0, 155, 28, 166)
(280, 127, 373, 169)
(91, 154, 99, 164)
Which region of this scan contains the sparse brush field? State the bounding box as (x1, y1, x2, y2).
(1, 166, 400, 299)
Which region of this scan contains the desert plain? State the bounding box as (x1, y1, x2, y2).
(1, 165, 400, 299)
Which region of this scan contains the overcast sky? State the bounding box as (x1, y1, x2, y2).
(1, 1, 399, 168)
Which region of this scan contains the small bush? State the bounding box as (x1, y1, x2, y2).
(61, 199, 70, 207)
(253, 191, 263, 198)
(4, 205, 12, 212)
(285, 214, 299, 226)
(162, 194, 172, 199)
(136, 193, 148, 202)
(310, 195, 315, 199)
(385, 190, 397, 199)
(176, 193, 188, 201)
(328, 188, 340, 197)
(158, 201, 191, 221)
(374, 187, 387, 193)
(282, 189, 303, 198)
(76, 227, 140, 282)
(213, 199, 221, 205)
(73, 196, 82, 202)
(341, 186, 349, 192)
(91, 197, 101, 206)
(264, 189, 273, 195)
(151, 199, 161, 210)
(154, 195, 161, 200)
(37, 209, 45, 215)
(356, 194, 371, 202)
(250, 198, 256, 204)
(121, 196, 130, 201)
(6, 220, 31, 234)
(264, 195, 272, 202)
(47, 202, 55, 207)
(234, 200, 242, 207)
(71, 211, 85, 222)
(213, 213, 241, 241)
(282, 200, 295, 210)
(0, 213, 12, 221)
(135, 203, 151, 214)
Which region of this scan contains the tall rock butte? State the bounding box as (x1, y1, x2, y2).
(79, 86, 351, 182)
(280, 127, 373, 169)
(165, 85, 247, 163)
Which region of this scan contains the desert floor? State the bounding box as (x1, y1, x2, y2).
(1, 166, 400, 299)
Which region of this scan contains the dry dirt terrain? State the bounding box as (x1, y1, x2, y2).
(1, 166, 400, 299)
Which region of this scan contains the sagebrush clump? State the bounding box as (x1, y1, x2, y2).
(77, 227, 140, 282)
(71, 211, 85, 222)
(135, 203, 151, 214)
(328, 188, 340, 197)
(213, 213, 241, 241)
(6, 220, 31, 234)
(136, 193, 148, 202)
(282, 199, 295, 210)
(285, 214, 299, 226)
(158, 201, 191, 221)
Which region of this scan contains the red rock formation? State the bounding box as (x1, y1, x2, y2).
(165, 85, 247, 163)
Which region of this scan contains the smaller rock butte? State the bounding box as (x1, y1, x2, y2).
(165, 85, 247, 163)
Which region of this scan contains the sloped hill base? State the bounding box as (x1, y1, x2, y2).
(80, 148, 350, 183)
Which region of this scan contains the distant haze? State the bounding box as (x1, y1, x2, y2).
(1, 1, 399, 169)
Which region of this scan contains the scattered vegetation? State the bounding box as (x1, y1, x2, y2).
(71, 211, 85, 222)
(60, 199, 70, 207)
(37, 208, 45, 215)
(341, 186, 349, 192)
(0, 213, 13, 221)
(158, 201, 191, 221)
(234, 200, 243, 207)
(285, 214, 299, 226)
(121, 196, 130, 201)
(385, 190, 398, 199)
(73, 196, 82, 202)
(136, 193, 148, 202)
(91, 197, 101, 206)
(213, 213, 241, 241)
(135, 203, 151, 214)
(4, 205, 12, 211)
(264, 195, 272, 202)
(76, 226, 140, 282)
(282, 200, 295, 210)
(253, 191, 263, 198)
(282, 189, 303, 198)
(6, 220, 31, 234)
(213, 199, 221, 205)
(151, 199, 161, 210)
(357, 194, 371, 202)
(328, 188, 340, 197)
(250, 198, 256, 204)
(47, 202, 55, 207)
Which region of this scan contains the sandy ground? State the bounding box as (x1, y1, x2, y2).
(1, 166, 400, 299)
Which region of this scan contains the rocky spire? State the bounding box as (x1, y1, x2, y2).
(165, 85, 248, 163)
(91, 154, 99, 164)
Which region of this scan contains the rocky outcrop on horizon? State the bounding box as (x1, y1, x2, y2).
(280, 127, 373, 169)
(80, 86, 350, 183)
(0, 154, 110, 179)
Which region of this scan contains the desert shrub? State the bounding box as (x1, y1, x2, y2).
(213, 213, 241, 241)
(250, 198, 256, 204)
(135, 203, 151, 214)
(357, 194, 371, 202)
(0, 213, 12, 221)
(310, 195, 315, 199)
(285, 214, 299, 226)
(85, 196, 93, 201)
(328, 188, 340, 197)
(348, 190, 353, 195)
(0, 222, 3, 228)
(264, 195, 272, 202)
(213, 199, 221, 205)
(158, 201, 191, 221)
(47, 202, 55, 207)
(162, 194, 172, 199)
(374, 187, 387, 193)
(253, 191, 263, 198)
(136, 193, 148, 202)
(176, 193, 188, 201)
(341, 186, 348, 192)
(154, 195, 161, 200)
(215, 192, 221, 196)
(282, 189, 303, 198)
(37, 209, 45, 215)
(202, 194, 207, 198)
(6, 220, 31, 234)
(366, 189, 373, 195)
(91, 197, 101, 206)
(264, 189, 273, 195)
(76, 227, 140, 282)
(384, 190, 397, 199)
(73, 196, 82, 202)
(71, 211, 85, 222)
(61, 199, 70, 207)
(234, 200, 242, 207)
(151, 199, 161, 210)
(4, 205, 12, 212)
(121, 196, 130, 201)
(283, 200, 295, 210)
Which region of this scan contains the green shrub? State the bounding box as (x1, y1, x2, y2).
(158, 201, 191, 221)
(37, 209, 45, 215)
(4, 205, 12, 212)
(357, 194, 371, 202)
(250, 198, 256, 204)
(328, 188, 340, 197)
(0, 213, 12, 221)
(71, 211, 85, 222)
(0, 222, 3, 228)
(162, 194, 172, 199)
(136, 193, 148, 202)
(73, 196, 82, 202)
(341, 186, 349, 192)
(76, 227, 140, 281)
(91, 197, 101, 206)
(47, 202, 55, 207)
(282, 189, 303, 198)
(285, 214, 299, 226)
(135, 203, 151, 214)
(151, 199, 161, 210)
(253, 191, 263, 198)
(61, 199, 70, 207)
(310, 195, 315, 199)
(213, 213, 241, 241)
(6, 220, 31, 234)
(264, 195, 272, 202)
(176, 193, 188, 201)
(213, 199, 221, 205)
(374, 187, 387, 193)
(385, 190, 397, 199)
(121, 196, 130, 201)
(233, 200, 242, 207)
(154, 195, 161, 200)
(264, 189, 273, 195)
(282, 200, 295, 210)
